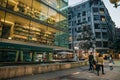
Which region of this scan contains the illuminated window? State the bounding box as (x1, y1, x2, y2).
(101, 16, 105, 22)
(100, 8, 104, 14)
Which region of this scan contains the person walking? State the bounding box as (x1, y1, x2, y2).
(109, 54, 115, 64)
(108, 54, 114, 70)
(109, 61, 113, 70)
(96, 54, 105, 76)
(88, 52, 94, 71)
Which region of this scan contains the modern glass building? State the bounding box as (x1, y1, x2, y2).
(0, 0, 69, 62)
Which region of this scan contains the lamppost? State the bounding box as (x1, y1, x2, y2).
(109, 0, 120, 8)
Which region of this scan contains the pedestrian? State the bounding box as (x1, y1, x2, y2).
(96, 54, 105, 76)
(93, 59, 97, 70)
(109, 61, 113, 70)
(88, 52, 94, 71)
(109, 54, 115, 64)
(108, 54, 114, 70)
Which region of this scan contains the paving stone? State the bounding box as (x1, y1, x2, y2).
(9, 60, 120, 80)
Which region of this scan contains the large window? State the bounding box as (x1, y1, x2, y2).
(94, 15, 99, 21)
(100, 16, 105, 22)
(82, 11, 86, 16)
(103, 41, 108, 47)
(68, 21, 71, 26)
(68, 15, 71, 20)
(100, 8, 105, 14)
(41, 0, 68, 12)
(94, 23, 100, 29)
(88, 17, 91, 22)
(0, 0, 69, 63)
(77, 19, 81, 25)
(102, 32, 107, 39)
(77, 13, 81, 17)
(96, 41, 102, 47)
(82, 18, 86, 22)
(95, 32, 101, 39)
(0, 0, 67, 27)
(93, 7, 98, 13)
(68, 28, 71, 33)
(0, 0, 68, 47)
(77, 27, 82, 32)
(94, 1, 98, 5)
(101, 24, 107, 29)
(82, 4, 85, 8)
(0, 50, 16, 62)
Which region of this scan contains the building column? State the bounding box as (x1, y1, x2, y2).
(30, 52, 33, 61)
(20, 51, 24, 61)
(33, 52, 37, 61)
(15, 51, 19, 62)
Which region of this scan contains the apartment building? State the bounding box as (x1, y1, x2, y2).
(68, 0, 116, 54)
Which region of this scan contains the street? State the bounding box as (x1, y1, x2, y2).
(9, 60, 120, 80)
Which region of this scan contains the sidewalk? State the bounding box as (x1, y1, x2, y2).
(9, 60, 120, 80)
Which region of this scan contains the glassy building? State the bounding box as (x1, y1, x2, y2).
(0, 0, 69, 62)
(68, 0, 116, 54)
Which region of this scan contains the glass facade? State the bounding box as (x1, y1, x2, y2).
(0, 0, 68, 63)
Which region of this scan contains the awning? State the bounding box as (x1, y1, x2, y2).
(57, 51, 73, 54)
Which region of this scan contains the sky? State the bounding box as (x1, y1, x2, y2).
(68, 0, 120, 28)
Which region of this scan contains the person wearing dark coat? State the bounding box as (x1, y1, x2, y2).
(88, 52, 94, 71)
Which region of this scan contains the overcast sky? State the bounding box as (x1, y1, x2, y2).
(68, 0, 120, 28)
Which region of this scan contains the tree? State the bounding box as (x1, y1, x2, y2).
(79, 24, 95, 52)
(114, 39, 120, 52)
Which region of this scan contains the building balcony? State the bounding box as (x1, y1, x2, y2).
(95, 29, 101, 32)
(101, 29, 108, 32)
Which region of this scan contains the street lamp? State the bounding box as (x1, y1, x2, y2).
(110, 0, 120, 3)
(109, 0, 120, 8)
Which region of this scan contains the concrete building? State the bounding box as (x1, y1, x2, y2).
(68, 0, 116, 54)
(115, 28, 120, 40)
(0, 0, 69, 62)
(115, 27, 120, 54)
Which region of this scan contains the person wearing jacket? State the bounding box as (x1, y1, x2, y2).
(96, 54, 105, 76)
(88, 52, 94, 71)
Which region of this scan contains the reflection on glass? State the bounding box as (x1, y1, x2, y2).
(0, 11, 5, 37)
(1, 0, 67, 30)
(54, 31, 69, 47)
(41, 0, 68, 11)
(0, 50, 16, 62)
(0, 0, 7, 7)
(0, 0, 68, 47)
